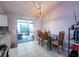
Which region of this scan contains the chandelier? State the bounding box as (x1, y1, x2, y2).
(33, 1, 45, 20)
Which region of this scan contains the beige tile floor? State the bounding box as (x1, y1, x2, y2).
(9, 41, 64, 57)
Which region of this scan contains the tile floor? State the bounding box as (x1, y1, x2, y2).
(9, 41, 64, 57)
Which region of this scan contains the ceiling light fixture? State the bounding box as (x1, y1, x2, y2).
(33, 1, 45, 20)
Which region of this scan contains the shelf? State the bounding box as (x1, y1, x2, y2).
(68, 28, 79, 57)
(69, 40, 79, 46)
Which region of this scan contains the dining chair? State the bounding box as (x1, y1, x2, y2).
(37, 30, 43, 45)
(51, 31, 65, 52)
(43, 31, 51, 50)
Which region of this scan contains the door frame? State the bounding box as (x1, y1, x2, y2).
(16, 19, 35, 44)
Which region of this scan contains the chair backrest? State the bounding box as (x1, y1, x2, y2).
(43, 31, 51, 41)
(58, 31, 65, 45)
(43, 32, 48, 40)
(37, 30, 43, 38)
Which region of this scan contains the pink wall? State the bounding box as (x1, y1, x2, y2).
(44, 1, 79, 36)
(6, 11, 44, 45)
(5, 1, 79, 46)
(0, 4, 5, 14)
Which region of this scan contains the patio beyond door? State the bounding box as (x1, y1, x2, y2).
(17, 20, 35, 44)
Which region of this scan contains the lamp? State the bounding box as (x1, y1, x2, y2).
(33, 1, 45, 20)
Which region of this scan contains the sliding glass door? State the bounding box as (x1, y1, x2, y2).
(17, 19, 35, 43)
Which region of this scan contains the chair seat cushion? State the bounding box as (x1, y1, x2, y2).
(44, 40, 48, 43)
(52, 41, 59, 46)
(40, 38, 42, 40)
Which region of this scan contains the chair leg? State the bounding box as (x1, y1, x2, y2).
(38, 40, 40, 45)
(58, 46, 63, 53)
(40, 40, 44, 47)
(47, 43, 48, 50)
(40, 40, 42, 46)
(41, 41, 43, 47)
(6, 50, 9, 57)
(62, 45, 63, 52)
(38, 38, 40, 45)
(49, 43, 51, 50)
(58, 47, 60, 53)
(47, 43, 51, 51)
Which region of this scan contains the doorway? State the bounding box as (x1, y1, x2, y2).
(17, 19, 35, 44)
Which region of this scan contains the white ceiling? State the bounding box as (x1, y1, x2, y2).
(0, 1, 60, 18)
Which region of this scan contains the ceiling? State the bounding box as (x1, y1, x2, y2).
(0, 1, 61, 18)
